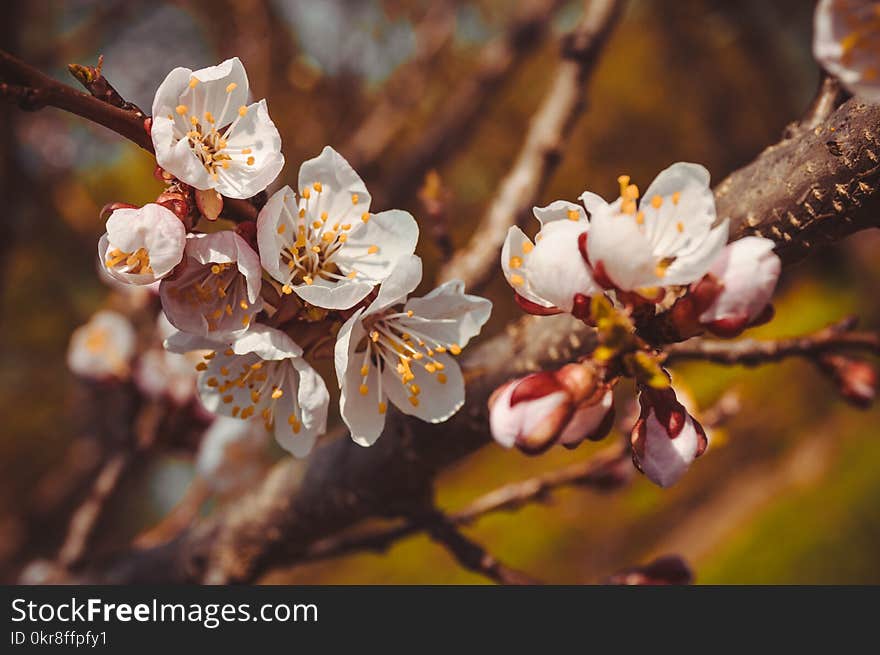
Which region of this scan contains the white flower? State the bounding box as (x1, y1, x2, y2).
(151, 57, 284, 199)
(582, 163, 728, 295)
(257, 146, 419, 309)
(159, 231, 262, 336)
(501, 201, 599, 315)
(334, 256, 491, 446)
(67, 310, 136, 380)
(134, 313, 202, 404)
(166, 324, 330, 458)
(698, 236, 781, 337)
(814, 0, 880, 102)
(98, 204, 186, 286)
(489, 363, 613, 454)
(196, 417, 270, 495)
(631, 387, 708, 488)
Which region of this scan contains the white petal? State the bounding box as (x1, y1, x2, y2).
(586, 207, 656, 290)
(151, 66, 194, 118)
(256, 185, 296, 283)
(298, 145, 371, 225)
(274, 358, 329, 458)
(533, 200, 587, 226)
(501, 226, 553, 307)
(293, 277, 375, 310)
(163, 330, 222, 353)
(579, 191, 611, 217)
(639, 411, 702, 488)
(230, 324, 303, 360)
(401, 280, 492, 349)
(101, 204, 186, 285)
(215, 100, 284, 199)
(363, 255, 423, 316)
(662, 220, 729, 286)
(384, 353, 465, 423)
(151, 116, 215, 190)
(335, 209, 419, 285)
(557, 390, 613, 445)
(642, 162, 711, 202)
(526, 220, 596, 311)
(699, 236, 780, 324)
(336, 312, 388, 446)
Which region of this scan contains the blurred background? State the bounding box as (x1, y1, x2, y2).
(1, 0, 879, 584)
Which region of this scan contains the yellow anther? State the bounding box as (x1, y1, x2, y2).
(175, 104, 188, 115)
(313, 182, 322, 192)
(220, 365, 230, 374)
(359, 384, 369, 396)
(189, 78, 199, 88)
(352, 193, 359, 204)
(241, 315, 251, 327)
(406, 310, 414, 317)
(277, 223, 286, 234)
(225, 304, 233, 316)
(322, 231, 336, 243)
(204, 111, 215, 123)
(250, 362, 263, 370)
(449, 343, 462, 355)
(370, 331, 380, 343)
(367, 245, 379, 254)
(636, 211, 645, 225)
(310, 246, 321, 254)
(241, 148, 252, 155)
(251, 390, 261, 404)
(617, 174, 630, 195)
(567, 209, 580, 221)
(312, 221, 322, 229)
(378, 402, 387, 414)
(522, 242, 534, 254)
(246, 156, 255, 166)
(408, 396, 420, 407)
(410, 384, 421, 396)
(270, 387, 283, 399)
(196, 362, 208, 371)
(338, 234, 348, 243)
(623, 184, 640, 200)
(299, 208, 306, 218)
(232, 406, 240, 417)
(651, 195, 663, 209)
(302, 188, 311, 199)
(621, 199, 637, 215)
(282, 284, 293, 295)
(222, 394, 234, 403)
(226, 82, 237, 93)
(240, 300, 249, 310)
(240, 406, 255, 419)
(437, 373, 447, 384)
(211, 264, 221, 274)
(303, 276, 314, 285)
(672, 191, 681, 205)
(238, 105, 248, 117)
(360, 365, 369, 376)
(362, 212, 370, 223)
(347, 271, 357, 279)
(510, 274, 524, 286)
(509, 256, 523, 269)
(206, 377, 219, 387)
(676, 221, 684, 233)
(320, 211, 328, 221)
(425, 363, 437, 374)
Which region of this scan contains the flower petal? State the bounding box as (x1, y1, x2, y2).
(364, 255, 423, 317)
(215, 99, 284, 199)
(532, 200, 587, 227)
(384, 353, 465, 423)
(335, 209, 419, 284)
(401, 280, 492, 349)
(298, 145, 371, 225)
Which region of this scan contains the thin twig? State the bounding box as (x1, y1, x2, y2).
(436, 0, 624, 290)
(427, 517, 541, 585)
(663, 317, 880, 366)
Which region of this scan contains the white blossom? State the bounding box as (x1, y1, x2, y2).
(335, 256, 491, 446)
(257, 146, 418, 309)
(151, 57, 284, 199)
(134, 312, 202, 404)
(166, 324, 329, 458)
(501, 200, 599, 315)
(814, 0, 880, 102)
(67, 310, 136, 380)
(98, 204, 186, 286)
(698, 236, 781, 336)
(196, 417, 270, 495)
(582, 163, 728, 295)
(159, 231, 262, 336)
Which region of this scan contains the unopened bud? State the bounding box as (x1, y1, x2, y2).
(631, 386, 708, 487)
(489, 362, 614, 454)
(195, 188, 224, 221)
(606, 555, 693, 585)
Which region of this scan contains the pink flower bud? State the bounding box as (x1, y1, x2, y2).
(489, 363, 614, 454)
(697, 237, 781, 338)
(631, 387, 707, 487)
(819, 354, 877, 409)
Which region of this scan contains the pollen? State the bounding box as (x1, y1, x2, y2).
(676, 221, 684, 232)
(239, 300, 249, 310)
(672, 191, 681, 205)
(617, 174, 630, 196)
(367, 245, 379, 254)
(204, 111, 215, 123)
(272, 388, 284, 399)
(238, 105, 248, 117)
(226, 82, 237, 93)
(246, 156, 255, 166)
(636, 211, 645, 225)
(408, 396, 420, 407)
(522, 242, 534, 254)
(359, 384, 369, 396)
(241, 148, 252, 155)
(449, 343, 462, 355)
(277, 223, 286, 234)
(360, 365, 369, 376)
(175, 104, 188, 115)
(509, 256, 523, 269)
(196, 362, 208, 371)
(362, 213, 370, 223)
(370, 331, 380, 343)
(567, 209, 580, 221)
(410, 384, 421, 396)
(222, 394, 233, 403)
(510, 274, 524, 286)
(378, 402, 387, 414)
(281, 284, 292, 294)
(189, 78, 199, 88)
(351, 193, 359, 204)
(437, 373, 447, 384)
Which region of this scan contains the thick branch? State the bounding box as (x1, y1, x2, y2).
(437, 0, 624, 289)
(664, 317, 880, 366)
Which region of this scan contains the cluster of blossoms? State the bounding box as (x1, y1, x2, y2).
(69, 57, 491, 459)
(491, 163, 782, 487)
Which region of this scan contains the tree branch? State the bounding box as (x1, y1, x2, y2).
(663, 317, 880, 366)
(436, 0, 624, 289)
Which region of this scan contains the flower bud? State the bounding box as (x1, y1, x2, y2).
(606, 555, 693, 585)
(489, 362, 614, 454)
(631, 386, 707, 487)
(697, 237, 781, 338)
(67, 310, 136, 381)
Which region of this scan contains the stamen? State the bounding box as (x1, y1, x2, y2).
(226, 82, 237, 93)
